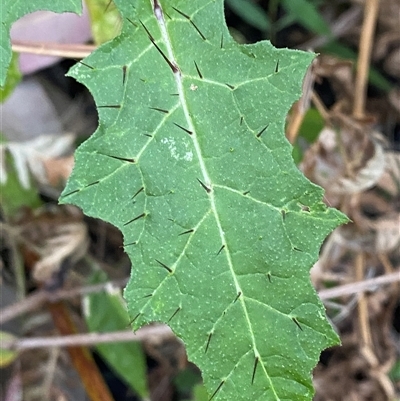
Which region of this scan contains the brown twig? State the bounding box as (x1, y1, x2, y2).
(318, 271, 400, 300)
(11, 40, 96, 59)
(47, 301, 115, 401)
(286, 102, 304, 145)
(378, 253, 395, 275)
(353, 0, 380, 118)
(311, 91, 330, 121)
(286, 61, 315, 144)
(2, 325, 174, 351)
(356, 252, 373, 347)
(0, 277, 129, 325)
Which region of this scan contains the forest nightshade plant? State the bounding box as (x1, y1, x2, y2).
(1, 1, 348, 400)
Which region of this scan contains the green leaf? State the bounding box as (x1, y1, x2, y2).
(225, 0, 270, 32)
(0, 150, 42, 217)
(389, 358, 400, 382)
(292, 142, 303, 165)
(193, 384, 209, 401)
(291, 106, 325, 165)
(0, 52, 21, 102)
(182, 383, 209, 401)
(1, 0, 82, 87)
(281, 0, 331, 36)
(60, 1, 347, 399)
(174, 367, 202, 397)
(85, 0, 122, 45)
(0, 331, 18, 367)
(299, 108, 324, 144)
(84, 271, 149, 398)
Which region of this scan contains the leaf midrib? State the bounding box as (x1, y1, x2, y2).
(153, 2, 279, 398)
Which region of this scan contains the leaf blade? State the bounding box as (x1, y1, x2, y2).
(60, 1, 347, 399)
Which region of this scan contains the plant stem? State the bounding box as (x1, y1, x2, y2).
(353, 0, 380, 118)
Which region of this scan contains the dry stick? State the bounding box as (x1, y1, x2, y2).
(318, 271, 400, 300)
(362, 337, 397, 400)
(353, 0, 380, 118)
(311, 91, 330, 121)
(0, 278, 129, 325)
(286, 102, 304, 145)
(378, 252, 395, 276)
(2, 325, 174, 351)
(360, 255, 398, 400)
(53, 277, 129, 300)
(0, 291, 46, 325)
(12, 40, 95, 59)
(286, 62, 315, 144)
(356, 252, 373, 347)
(375, 255, 399, 400)
(47, 301, 116, 401)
